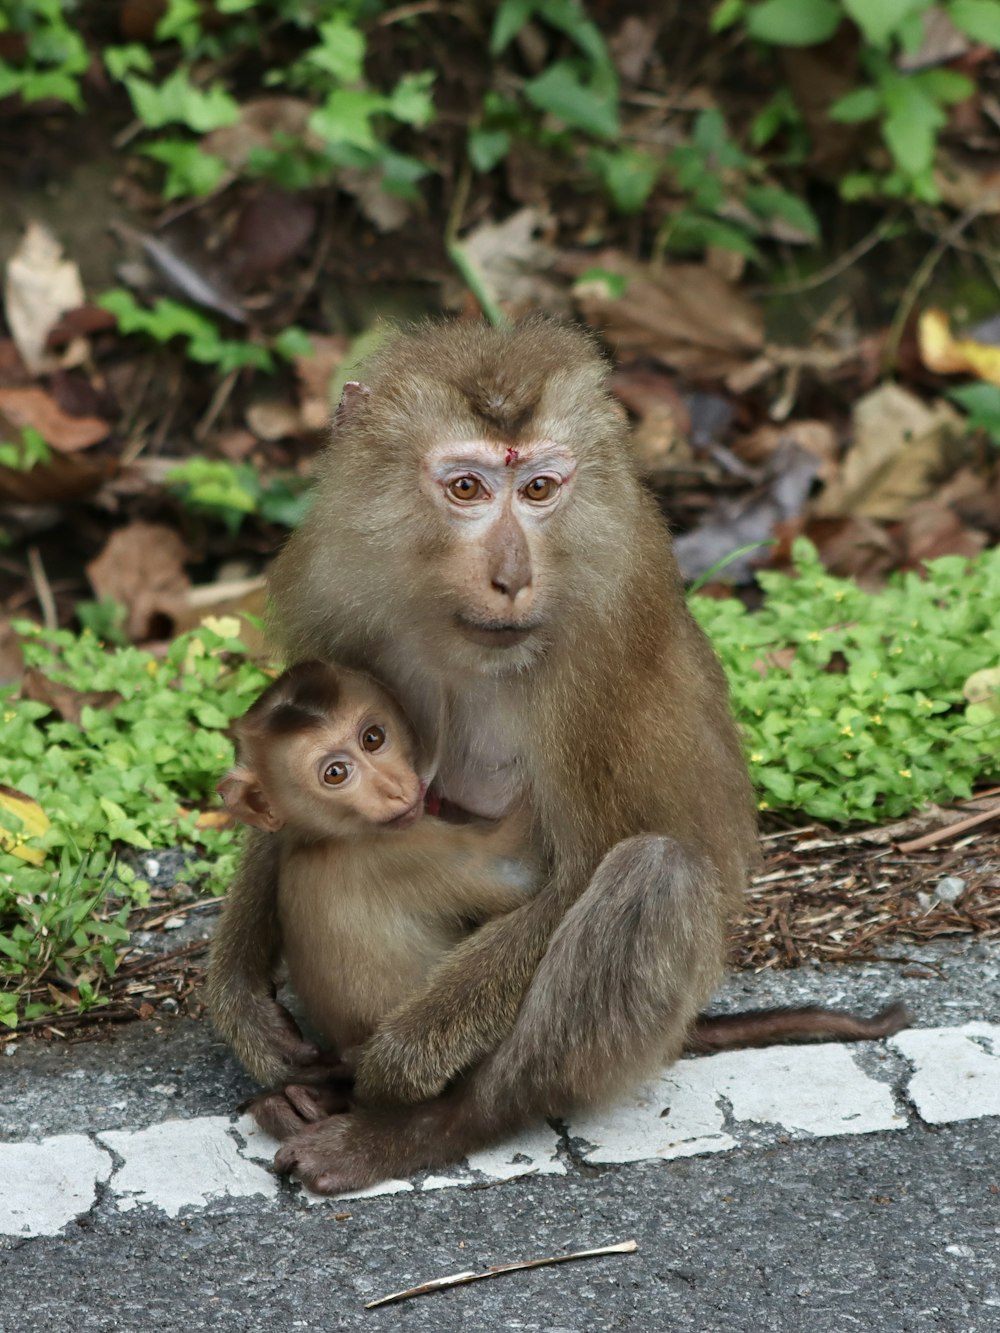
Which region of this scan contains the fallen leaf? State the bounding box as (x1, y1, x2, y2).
(86, 522, 191, 642)
(609, 367, 691, 470)
(294, 334, 347, 432)
(174, 580, 269, 658)
(963, 666, 1000, 713)
(573, 252, 763, 381)
(0, 784, 50, 865)
(0, 450, 115, 505)
(0, 386, 108, 452)
(202, 97, 315, 171)
(673, 441, 820, 583)
(3, 223, 86, 374)
(896, 499, 987, 566)
(457, 208, 569, 316)
(228, 190, 317, 281)
(20, 667, 123, 727)
(245, 398, 302, 442)
(919, 307, 1000, 382)
(794, 515, 899, 588)
(195, 809, 235, 831)
(0, 619, 24, 686)
(813, 382, 963, 521)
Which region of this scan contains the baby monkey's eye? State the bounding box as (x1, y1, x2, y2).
(362, 725, 386, 752)
(323, 761, 349, 786)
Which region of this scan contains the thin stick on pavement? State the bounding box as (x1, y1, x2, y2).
(364, 1238, 638, 1309)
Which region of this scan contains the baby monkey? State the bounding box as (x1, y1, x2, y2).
(219, 659, 533, 1127)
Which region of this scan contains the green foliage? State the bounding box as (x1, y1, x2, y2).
(948, 381, 1000, 446)
(0, 428, 51, 472)
(166, 458, 313, 534)
(98, 293, 312, 377)
(720, 0, 989, 203)
(692, 542, 1000, 822)
(0, 622, 272, 1026)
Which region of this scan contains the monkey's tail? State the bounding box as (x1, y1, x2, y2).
(684, 1001, 912, 1053)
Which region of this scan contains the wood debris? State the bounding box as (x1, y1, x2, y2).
(364, 1239, 637, 1310)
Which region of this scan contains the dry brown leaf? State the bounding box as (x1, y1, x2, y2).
(573, 252, 763, 381)
(174, 580, 269, 658)
(228, 190, 317, 280)
(3, 223, 85, 374)
(245, 398, 301, 442)
(796, 515, 899, 589)
(0, 386, 108, 452)
(86, 522, 191, 642)
(202, 97, 316, 170)
(738, 420, 839, 482)
(20, 667, 123, 727)
(0, 450, 115, 505)
(0, 619, 24, 686)
(897, 499, 988, 565)
(294, 334, 347, 432)
(457, 208, 568, 316)
(813, 382, 962, 521)
(609, 367, 691, 471)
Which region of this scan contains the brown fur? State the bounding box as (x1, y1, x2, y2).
(206, 318, 905, 1195)
(219, 662, 533, 1071)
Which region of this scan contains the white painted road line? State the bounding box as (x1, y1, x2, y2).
(1, 1025, 998, 1239)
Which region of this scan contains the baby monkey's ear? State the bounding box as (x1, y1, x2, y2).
(218, 767, 284, 833)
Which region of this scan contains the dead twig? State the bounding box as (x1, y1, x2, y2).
(897, 802, 1000, 854)
(364, 1239, 638, 1310)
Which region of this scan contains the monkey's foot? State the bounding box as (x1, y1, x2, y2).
(247, 1080, 351, 1141)
(274, 1115, 380, 1195)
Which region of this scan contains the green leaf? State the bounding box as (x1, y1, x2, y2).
(746, 0, 841, 46)
(104, 44, 154, 81)
(307, 16, 366, 84)
(915, 68, 975, 104)
(523, 60, 619, 139)
(745, 185, 820, 239)
(124, 69, 239, 133)
(309, 89, 387, 149)
(881, 75, 944, 175)
(593, 147, 660, 213)
(948, 0, 1000, 46)
(468, 127, 511, 173)
(140, 140, 227, 200)
(388, 71, 436, 126)
(712, 0, 747, 31)
(947, 382, 1000, 443)
(829, 87, 882, 123)
(491, 0, 533, 54)
(842, 0, 929, 48)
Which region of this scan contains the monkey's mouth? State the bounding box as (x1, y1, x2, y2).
(454, 615, 538, 648)
(383, 799, 423, 829)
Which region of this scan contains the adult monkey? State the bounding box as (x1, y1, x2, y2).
(208, 318, 771, 1192)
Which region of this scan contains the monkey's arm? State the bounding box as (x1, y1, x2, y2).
(205, 830, 333, 1087)
(352, 886, 562, 1106)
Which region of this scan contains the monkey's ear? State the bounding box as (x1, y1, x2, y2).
(333, 380, 371, 432)
(218, 767, 284, 833)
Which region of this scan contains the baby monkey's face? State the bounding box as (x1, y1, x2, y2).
(274, 677, 426, 838)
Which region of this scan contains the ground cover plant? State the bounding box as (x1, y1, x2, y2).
(2, 545, 999, 1030)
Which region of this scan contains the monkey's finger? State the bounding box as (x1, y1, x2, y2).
(245, 1090, 310, 1140)
(286, 1083, 350, 1120)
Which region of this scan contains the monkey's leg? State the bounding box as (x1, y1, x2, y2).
(276, 835, 725, 1194)
(205, 831, 336, 1086)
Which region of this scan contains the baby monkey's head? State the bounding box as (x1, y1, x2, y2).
(219, 661, 426, 841)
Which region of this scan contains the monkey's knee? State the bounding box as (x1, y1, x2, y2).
(590, 834, 714, 911)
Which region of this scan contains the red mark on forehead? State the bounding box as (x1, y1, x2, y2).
(504, 447, 520, 467)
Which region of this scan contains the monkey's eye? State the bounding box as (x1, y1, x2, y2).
(447, 475, 485, 503)
(362, 725, 386, 752)
(524, 475, 558, 503)
(322, 760, 350, 786)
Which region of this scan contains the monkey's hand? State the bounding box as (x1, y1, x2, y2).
(221, 986, 344, 1088)
(352, 898, 554, 1106)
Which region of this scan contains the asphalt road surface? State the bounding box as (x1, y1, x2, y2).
(1, 940, 998, 1333)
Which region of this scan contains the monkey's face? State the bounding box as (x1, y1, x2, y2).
(253, 679, 427, 840)
(413, 438, 579, 673)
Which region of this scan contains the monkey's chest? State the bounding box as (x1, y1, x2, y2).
(435, 699, 522, 819)
(278, 877, 461, 1051)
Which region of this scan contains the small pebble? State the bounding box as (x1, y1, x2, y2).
(934, 876, 966, 904)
